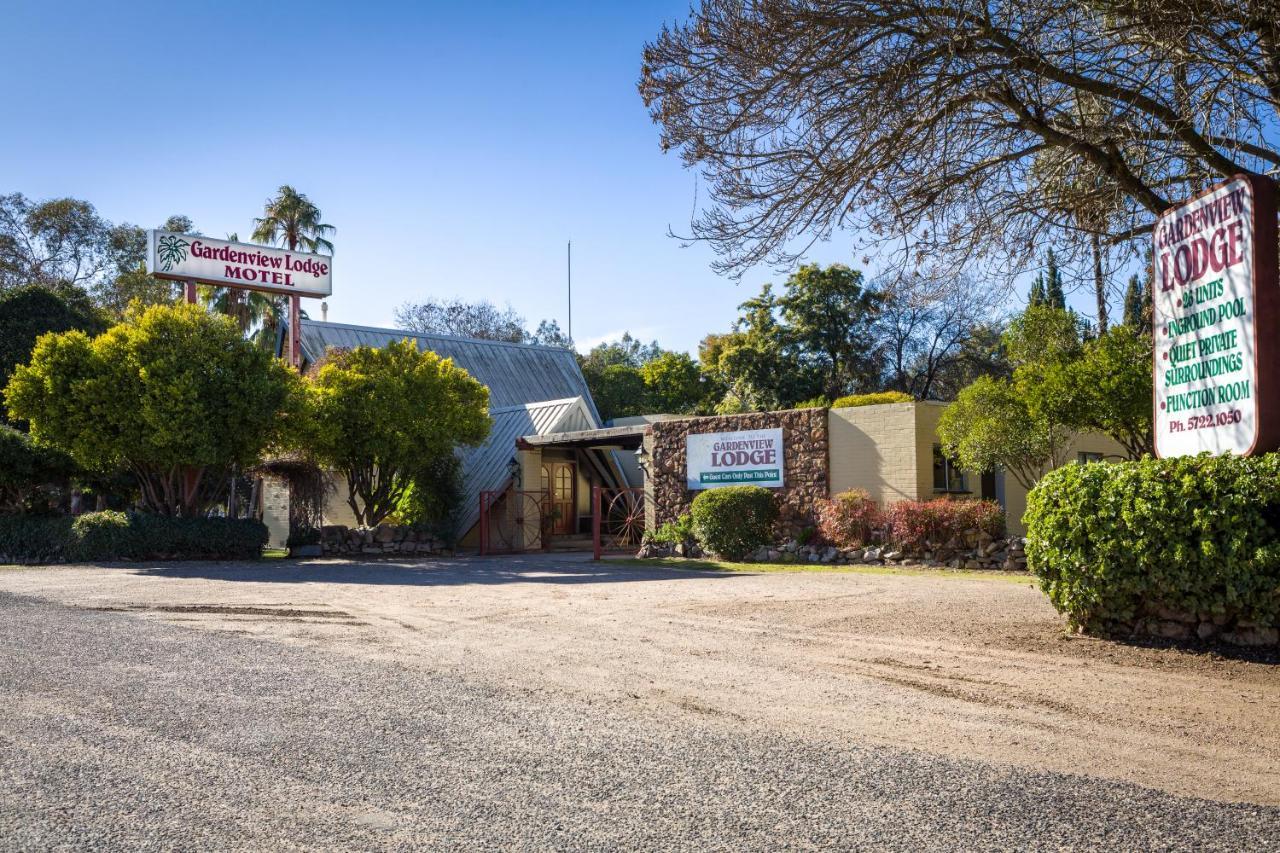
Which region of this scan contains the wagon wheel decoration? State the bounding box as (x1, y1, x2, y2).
(603, 490, 646, 550)
(489, 491, 549, 552)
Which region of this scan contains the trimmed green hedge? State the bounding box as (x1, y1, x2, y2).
(690, 485, 778, 561)
(830, 391, 912, 409)
(1024, 455, 1280, 635)
(0, 511, 269, 564)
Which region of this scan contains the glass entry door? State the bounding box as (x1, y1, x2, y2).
(541, 461, 576, 535)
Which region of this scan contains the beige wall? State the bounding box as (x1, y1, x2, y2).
(1000, 431, 1128, 533)
(323, 475, 359, 528)
(828, 401, 1127, 535)
(828, 402, 923, 504)
(262, 476, 291, 549)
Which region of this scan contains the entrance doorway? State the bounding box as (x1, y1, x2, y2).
(542, 461, 576, 535)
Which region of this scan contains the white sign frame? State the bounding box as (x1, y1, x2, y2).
(146, 230, 333, 298)
(686, 428, 784, 490)
(1152, 173, 1279, 457)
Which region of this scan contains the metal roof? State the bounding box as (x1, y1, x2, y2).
(295, 320, 613, 538)
(298, 319, 601, 421)
(455, 397, 595, 534)
(517, 424, 647, 450)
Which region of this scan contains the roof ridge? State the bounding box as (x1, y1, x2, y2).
(300, 318, 580, 356)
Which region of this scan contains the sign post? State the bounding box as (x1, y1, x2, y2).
(147, 231, 333, 368)
(685, 428, 785, 489)
(1152, 173, 1279, 457)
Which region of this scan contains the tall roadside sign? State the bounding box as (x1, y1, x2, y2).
(1153, 173, 1279, 457)
(146, 231, 333, 367)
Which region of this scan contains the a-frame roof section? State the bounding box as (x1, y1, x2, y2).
(298, 319, 602, 423)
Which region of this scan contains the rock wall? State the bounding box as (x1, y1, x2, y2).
(650, 408, 828, 537)
(321, 524, 452, 557)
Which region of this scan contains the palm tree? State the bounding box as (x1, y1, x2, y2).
(251, 186, 335, 254)
(250, 187, 334, 365)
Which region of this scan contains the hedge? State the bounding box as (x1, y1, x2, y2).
(0, 511, 269, 564)
(690, 486, 778, 561)
(815, 489, 880, 547)
(884, 499, 1004, 553)
(830, 391, 912, 409)
(1024, 455, 1280, 635)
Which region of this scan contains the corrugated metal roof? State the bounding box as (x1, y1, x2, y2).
(298, 319, 600, 421)
(455, 397, 592, 534)
(295, 320, 607, 538)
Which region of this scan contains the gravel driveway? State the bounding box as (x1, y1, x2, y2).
(1, 555, 1278, 850)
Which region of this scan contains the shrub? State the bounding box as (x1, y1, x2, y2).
(1025, 455, 1280, 634)
(0, 515, 73, 563)
(645, 513, 695, 547)
(884, 498, 1005, 553)
(816, 489, 882, 547)
(792, 396, 830, 409)
(830, 391, 912, 409)
(0, 512, 268, 564)
(690, 486, 778, 561)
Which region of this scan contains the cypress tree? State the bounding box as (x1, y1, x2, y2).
(1123, 274, 1143, 328)
(1029, 273, 1046, 307)
(1045, 248, 1066, 309)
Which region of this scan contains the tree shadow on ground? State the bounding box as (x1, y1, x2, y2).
(123, 552, 745, 588)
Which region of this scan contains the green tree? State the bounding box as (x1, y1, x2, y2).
(4, 303, 299, 516)
(1002, 305, 1083, 370)
(1023, 326, 1154, 459)
(529, 318, 573, 349)
(640, 351, 704, 414)
(583, 362, 647, 422)
(777, 264, 884, 401)
(0, 424, 76, 512)
(1044, 249, 1066, 310)
(307, 339, 490, 527)
(1028, 274, 1046, 308)
(937, 375, 1070, 491)
(0, 283, 105, 420)
(93, 215, 194, 317)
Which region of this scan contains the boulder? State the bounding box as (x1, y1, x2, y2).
(883, 550, 903, 561)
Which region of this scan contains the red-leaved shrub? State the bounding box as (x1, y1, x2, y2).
(815, 489, 882, 547)
(884, 499, 1005, 553)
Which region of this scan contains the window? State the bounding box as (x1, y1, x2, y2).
(932, 444, 969, 493)
(1077, 451, 1105, 465)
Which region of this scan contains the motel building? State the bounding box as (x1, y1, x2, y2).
(262, 318, 1123, 554)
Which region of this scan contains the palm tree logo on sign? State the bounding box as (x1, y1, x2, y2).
(156, 234, 190, 272)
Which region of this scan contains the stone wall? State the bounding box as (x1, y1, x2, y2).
(650, 408, 828, 537)
(320, 524, 452, 557)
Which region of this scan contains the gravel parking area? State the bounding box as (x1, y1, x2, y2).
(1, 555, 1278, 849)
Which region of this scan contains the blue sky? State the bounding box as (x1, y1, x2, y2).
(1, 0, 870, 354)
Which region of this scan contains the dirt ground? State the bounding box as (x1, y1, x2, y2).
(2, 554, 1277, 807)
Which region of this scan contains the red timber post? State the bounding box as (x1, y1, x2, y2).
(289, 295, 302, 368)
(592, 486, 602, 560)
(185, 281, 197, 304)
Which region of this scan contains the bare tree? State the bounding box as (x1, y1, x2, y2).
(640, 1, 1280, 281)
(394, 297, 529, 342)
(878, 271, 1005, 399)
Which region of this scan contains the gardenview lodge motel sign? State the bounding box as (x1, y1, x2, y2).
(146, 230, 333, 367)
(1153, 173, 1280, 457)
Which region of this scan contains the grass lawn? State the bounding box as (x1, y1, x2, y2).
(608, 556, 1033, 583)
